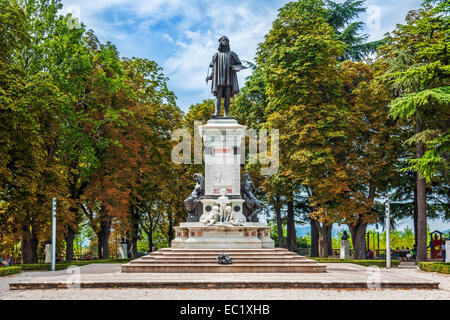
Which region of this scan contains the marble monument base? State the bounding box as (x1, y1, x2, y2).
(172, 222, 275, 249)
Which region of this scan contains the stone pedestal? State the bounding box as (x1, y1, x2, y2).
(118, 244, 128, 259)
(45, 244, 52, 263)
(171, 118, 275, 250)
(340, 240, 350, 259)
(173, 222, 274, 249)
(199, 118, 246, 197)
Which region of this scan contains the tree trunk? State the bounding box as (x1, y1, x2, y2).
(97, 215, 111, 260)
(21, 225, 38, 264)
(317, 223, 332, 258)
(416, 114, 427, 262)
(65, 226, 75, 261)
(275, 196, 283, 247)
(286, 200, 297, 252)
(131, 238, 138, 258)
(97, 231, 103, 259)
(168, 209, 174, 246)
(413, 185, 418, 247)
(147, 219, 154, 252)
(100, 219, 111, 259)
(130, 206, 139, 258)
(328, 224, 333, 256)
(147, 231, 153, 253)
(348, 220, 367, 259)
(310, 220, 319, 257)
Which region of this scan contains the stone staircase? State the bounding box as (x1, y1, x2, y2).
(121, 248, 326, 273)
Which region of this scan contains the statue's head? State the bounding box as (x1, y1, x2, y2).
(218, 36, 230, 52)
(193, 173, 203, 184)
(243, 173, 250, 181)
(220, 188, 227, 196)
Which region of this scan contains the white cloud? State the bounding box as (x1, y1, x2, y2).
(60, 0, 426, 111)
(163, 1, 277, 108)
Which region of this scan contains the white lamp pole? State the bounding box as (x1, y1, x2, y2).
(51, 198, 57, 271)
(385, 194, 391, 269)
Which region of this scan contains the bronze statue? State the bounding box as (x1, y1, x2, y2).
(206, 36, 246, 117)
(341, 231, 349, 240)
(183, 173, 204, 222)
(241, 173, 262, 222)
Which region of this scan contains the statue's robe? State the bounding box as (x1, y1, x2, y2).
(209, 51, 242, 97)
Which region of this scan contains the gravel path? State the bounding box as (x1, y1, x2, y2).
(1, 264, 448, 300)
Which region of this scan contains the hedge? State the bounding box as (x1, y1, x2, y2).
(0, 266, 23, 277)
(418, 262, 450, 274)
(309, 257, 401, 268)
(20, 259, 132, 271)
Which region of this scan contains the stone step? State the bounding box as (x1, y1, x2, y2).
(147, 253, 302, 259)
(162, 254, 288, 258)
(151, 251, 299, 256)
(398, 262, 419, 269)
(140, 255, 308, 260)
(158, 248, 289, 252)
(121, 263, 327, 273)
(129, 258, 317, 264)
(123, 248, 326, 273)
(154, 251, 295, 256)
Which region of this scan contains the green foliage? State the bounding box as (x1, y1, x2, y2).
(418, 262, 450, 274)
(324, 0, 383, 61)
(309, 257, 401, 267)
(231, 67, 267, 128)
(382, 1, 450, 182)
(0, 0, 185, 262)
(0, 266, 23, 277)
(296, 236, 311, 248)
(20, 259, 131, 271)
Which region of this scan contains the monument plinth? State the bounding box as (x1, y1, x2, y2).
(200, 118, 245, 197)
(122, 35, 325, 273)
(173, 117, 274, 249)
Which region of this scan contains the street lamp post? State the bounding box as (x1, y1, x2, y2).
(51, 198, 56, 271)
(385, 194, 391, 269)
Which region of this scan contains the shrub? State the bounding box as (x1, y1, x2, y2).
(309, 257, 401, 268)
(0, 266, 22, 277)
(20, 259, 132, 271)
(418, 262, 450, 274)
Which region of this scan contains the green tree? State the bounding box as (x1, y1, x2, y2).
(0, 0, 69, 263)
(378, 0, 449, 261)
(258, 0, 345, 256)
(324, 0, 383, 61)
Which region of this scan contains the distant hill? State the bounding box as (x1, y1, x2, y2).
(294, 227, 450, 238)
(295, 226, 310, 237)
(295, 226, 344, 237)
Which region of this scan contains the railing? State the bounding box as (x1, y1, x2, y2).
(297, 248, 436, 260)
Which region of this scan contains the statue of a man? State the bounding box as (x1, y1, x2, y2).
(206, 36, 246, 117)
(183, 173, 204, 222)
(241, 173, 262, 221)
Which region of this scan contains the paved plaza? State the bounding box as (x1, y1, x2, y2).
(0, 263, 448, 300)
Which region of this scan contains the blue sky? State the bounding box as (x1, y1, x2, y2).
(61, 0, 425, 112)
